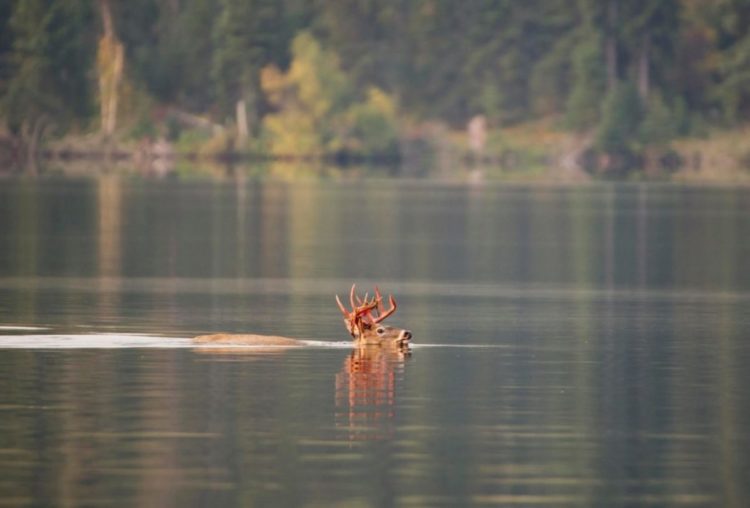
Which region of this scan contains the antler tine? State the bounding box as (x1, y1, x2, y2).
(335, 294, 349, 317)
(351, 298, 379, 331)
(349, 284, 357, 312)
(364, 300, 379, 313)
(372, 294, 397, 323)
(374, 286, 385, 315)
(353, 299, 379, 318)
(352, 286, 376, 311)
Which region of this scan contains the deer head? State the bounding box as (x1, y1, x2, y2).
(335, 284, 412, 347)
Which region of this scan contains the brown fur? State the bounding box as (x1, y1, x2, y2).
(193, 333, 305, 346)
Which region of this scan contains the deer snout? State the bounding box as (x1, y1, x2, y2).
(399, 329, 412, 342)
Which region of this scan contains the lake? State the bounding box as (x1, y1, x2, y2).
(1, 174, 749, 507)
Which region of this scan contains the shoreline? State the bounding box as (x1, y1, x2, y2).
(3, 125, 749, 184)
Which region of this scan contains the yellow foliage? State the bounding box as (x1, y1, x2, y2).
(263, 109, 321, 156)
(260, 32, 342, 156)
(260, 31, 399, 157)
(260, 65, 287, 108)
(288, 52, 330, 120)
(366, 87, 397, 120)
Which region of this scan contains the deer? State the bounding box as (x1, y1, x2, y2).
(193, 284, 411, 349)
(335, 284, 412, 347)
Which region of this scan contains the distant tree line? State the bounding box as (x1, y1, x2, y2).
(1, 0, 750, 158)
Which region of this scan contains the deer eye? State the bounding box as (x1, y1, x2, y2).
(376, 327, 385, 335)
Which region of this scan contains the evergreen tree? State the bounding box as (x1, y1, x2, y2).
(714, 0, 750, 122)
(564, 31, 606, 130)
(134, 0, 218, 110)
(0, 0, 13, 90)
(596, 82, 643, 152)
(638, 92, 678, 147)
(212, 0, 290, 126)
(1, 0, 95, 133)
(620, 0, 681, 102)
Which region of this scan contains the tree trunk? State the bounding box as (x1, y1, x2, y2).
(98, 0, 124, 137)
(236, 100, 249, 141)
(606, 0, 619, 93)
(100, 0, 114, 37)
(21, 117, 48, 175)
(637, 32, 650, 103)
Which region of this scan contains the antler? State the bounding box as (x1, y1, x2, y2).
(371, 286, 397, 324)
(336, 285, 378, 319)
(336, 284, 398, 335)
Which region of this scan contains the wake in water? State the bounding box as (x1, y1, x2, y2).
(0, 332, 506, 350)
(0, 333, 195, 349)
(0, 325, 50, 331)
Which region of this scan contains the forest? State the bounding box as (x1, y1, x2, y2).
(1, 0, 750, 176)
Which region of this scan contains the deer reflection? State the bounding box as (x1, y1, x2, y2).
(194, 342, 410, 441)
(335, 345, 410, 441)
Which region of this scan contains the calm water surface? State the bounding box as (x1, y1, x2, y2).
(0, 176, 749, 506)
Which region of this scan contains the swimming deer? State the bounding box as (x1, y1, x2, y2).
(194, 284, 411, 348)
(336, 284, 412, 347)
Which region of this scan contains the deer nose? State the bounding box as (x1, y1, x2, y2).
(401, 330, 412, 341)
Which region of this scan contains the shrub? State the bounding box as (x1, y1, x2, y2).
(596, 82, 643, 152)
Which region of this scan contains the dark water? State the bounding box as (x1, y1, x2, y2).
(1, 176, 749, 506)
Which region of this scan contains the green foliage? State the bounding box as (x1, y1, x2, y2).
(174, 128, 213, 154)
(151, 0, 219, 110)
(530, 31, 576, 116)
(596, 82, 643, 152)
(717, 32, 750, 123)
(476, 84, 504, 124)
(346, 88, 399, 154)
(1, 0, 95, 132)
(128, 116, 157, 140)
(565, 33, 606, 130)
(0, 0, 13, 72)
(639, 93, 679, 147)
